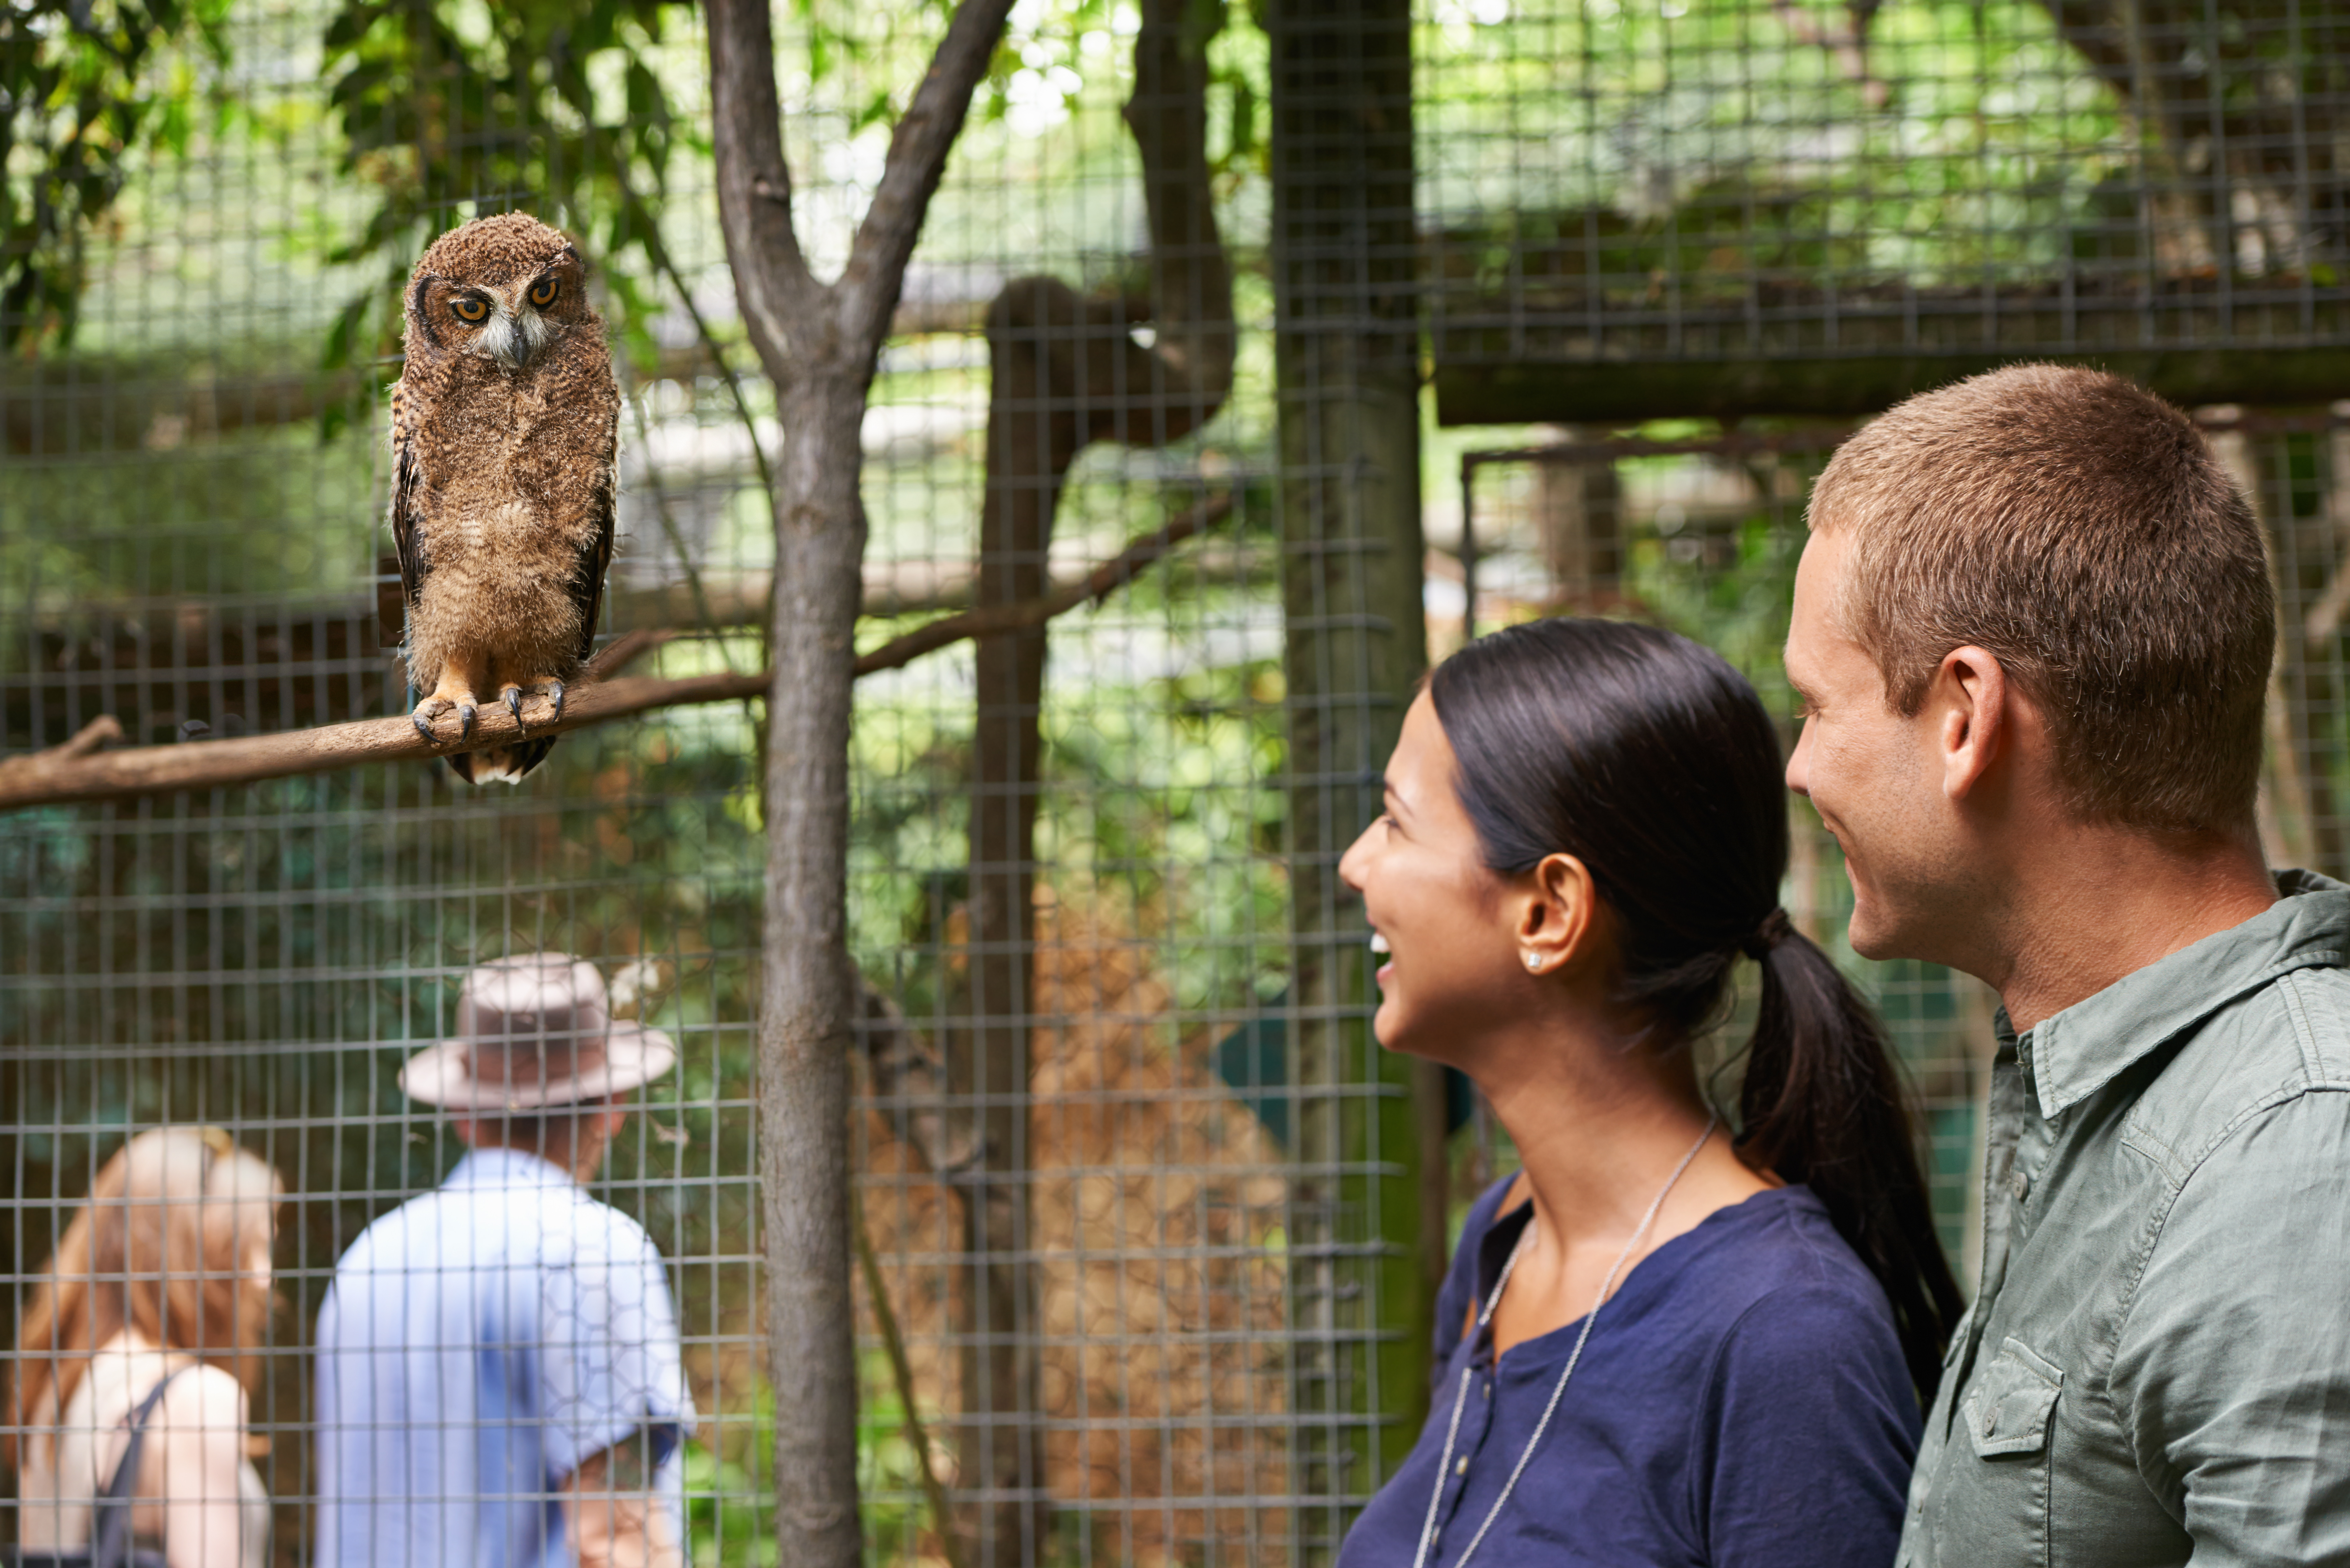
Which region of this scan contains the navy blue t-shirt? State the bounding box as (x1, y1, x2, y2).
(1337, 1178, 1921, 1568)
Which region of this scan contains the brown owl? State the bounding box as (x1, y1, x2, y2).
(390, 212, 618, 784)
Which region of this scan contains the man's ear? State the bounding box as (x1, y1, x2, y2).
(1934, 644, 2010, 803)
(1518, 852, 1600, 977)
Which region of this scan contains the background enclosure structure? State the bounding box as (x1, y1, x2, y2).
(3, 2, 2348, 1567)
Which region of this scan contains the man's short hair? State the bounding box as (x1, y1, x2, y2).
(1807, 363, 2274, 836)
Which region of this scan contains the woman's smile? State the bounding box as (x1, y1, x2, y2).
(1336, 693, 1540, 1058)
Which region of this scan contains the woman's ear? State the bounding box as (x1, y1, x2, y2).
(1517, 852, 1599, 977)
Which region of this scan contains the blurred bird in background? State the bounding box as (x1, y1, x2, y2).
(390, 212, 617, 784)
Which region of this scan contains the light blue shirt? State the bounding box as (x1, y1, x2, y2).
(315, 1148, 693, 1568)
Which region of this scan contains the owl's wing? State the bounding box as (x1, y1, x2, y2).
(389, 381, 428, 620)
(571, 462, 616, 666)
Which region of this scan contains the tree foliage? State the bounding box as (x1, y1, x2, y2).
(315, 0, 696, 429)
(0, 0, 231, 351)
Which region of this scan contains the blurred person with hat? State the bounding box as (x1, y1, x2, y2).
(313, 954, 692, 1568)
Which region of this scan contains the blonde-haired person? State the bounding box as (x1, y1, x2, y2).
(8, 1127, 284, 1568)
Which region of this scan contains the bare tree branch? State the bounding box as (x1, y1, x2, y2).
(0, 671, 748, 808)
(0, 658, 731, 810)
(836, 0, 1020, 349)
(854, 493, 1231, 676)
(0, 511, 1219, 813)
(706, 0, 824, 376)
(852, 1200, 965, 1568)
(0, 507, 1223, 814)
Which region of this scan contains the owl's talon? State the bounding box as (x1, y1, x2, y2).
(503, 686, 528, 729)
(546, 680, 566, 721)
(458, 703, 477, 739)
(411, 711, 436, 745)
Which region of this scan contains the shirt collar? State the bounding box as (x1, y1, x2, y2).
(2022, 868, 2350, 1119)
(444, 1145, 578, 1190)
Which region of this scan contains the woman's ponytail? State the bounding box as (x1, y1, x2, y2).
(1430, 617, 1968, 1401)
(1742, 920, 1965, 1400)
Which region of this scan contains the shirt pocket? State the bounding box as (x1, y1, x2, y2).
(1939, 1337, 2064, 1567)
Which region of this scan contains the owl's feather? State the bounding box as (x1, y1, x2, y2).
(389, 212, 619, 785)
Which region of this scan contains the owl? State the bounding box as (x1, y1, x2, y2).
(390, 212, 618, 784)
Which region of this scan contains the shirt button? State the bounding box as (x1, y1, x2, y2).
(1456, 1457, 1470, 1476)
(1981, 1408, 2000, 1439)
(2009, 1169, 2031, 1201)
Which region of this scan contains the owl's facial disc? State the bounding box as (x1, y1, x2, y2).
(478, 294, 555, 371)
(412, 248, 581, 370)
(455, 283, 557, 372)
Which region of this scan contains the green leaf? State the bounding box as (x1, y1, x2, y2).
(323, 0, 386, 54)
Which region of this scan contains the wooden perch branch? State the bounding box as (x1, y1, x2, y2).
(853, 492, 1231, 676)
(0, 499, 1228, 812)
(0, 668, 758, 810)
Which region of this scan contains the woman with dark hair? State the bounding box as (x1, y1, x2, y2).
(1335, 618, 1962, 1568)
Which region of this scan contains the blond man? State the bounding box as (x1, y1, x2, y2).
(1784, 364, 2350, 1567)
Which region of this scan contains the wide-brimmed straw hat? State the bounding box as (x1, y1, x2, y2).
(399, 953, 677, 1110)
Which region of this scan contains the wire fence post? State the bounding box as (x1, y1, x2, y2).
(1270, 0, 1435, 1551)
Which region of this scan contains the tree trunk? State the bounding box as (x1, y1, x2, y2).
(961, 286, 1057, 1563)
(757, 372, 871, 1568)
(706, 0, 1017, 1562)
(1267, 0, 1431, 1552)
(954, 3, 1235, 1558)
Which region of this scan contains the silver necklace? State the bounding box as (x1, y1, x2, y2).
(1409, 1109, 1720, 1568)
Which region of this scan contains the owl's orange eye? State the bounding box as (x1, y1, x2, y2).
(528, 275, 559, 308)
(451, 296, 489, 323)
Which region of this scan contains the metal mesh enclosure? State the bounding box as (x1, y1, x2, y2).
(5, 0, 2349, 1565)
(2, 5, 775, 1559)
(1419, 0, 2350, 421)
(3, 2, 1320, 1562)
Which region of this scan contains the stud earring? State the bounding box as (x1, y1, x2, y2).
(1524, 952, 1542, 970)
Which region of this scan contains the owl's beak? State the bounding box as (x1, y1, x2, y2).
(481, 300, 554, 371)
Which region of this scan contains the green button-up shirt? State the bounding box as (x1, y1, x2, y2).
(1899, 870, 2350, 1568)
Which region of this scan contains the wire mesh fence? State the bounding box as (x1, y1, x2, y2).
(1420, 0, 2350, 423)
(5, 0, 2349, 1564)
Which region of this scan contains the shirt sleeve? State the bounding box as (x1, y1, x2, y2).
(2110, 1090, 2350, 1566)
(1698, 1282, 1922, 1568)
(537, 1217, 694, 1485)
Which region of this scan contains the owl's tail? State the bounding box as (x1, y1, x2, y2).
(447, 736, 559, 785)
(405, 671, 558, 784)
